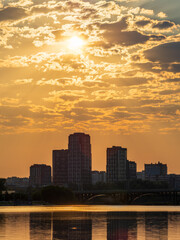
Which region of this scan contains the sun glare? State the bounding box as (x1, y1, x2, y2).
(68, 36, 84, 50)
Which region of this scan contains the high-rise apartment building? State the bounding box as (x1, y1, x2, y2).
(126, 160, 137, 180)
(29, 164, 51, 187)
(107, 146, 127, 183)
(53, 149, 68, 187)
(68, 133, 92, 189)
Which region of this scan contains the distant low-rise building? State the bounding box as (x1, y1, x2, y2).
(92, 171, 99, 185)
(137, 171, 145, 181)
(145, 162, 167, 181)
(99, 171, 106, 183)
(168, 174, 180, 190)
(29, 164, 51, 187)
(6, 177, 29, 189)
(92, 171, 106, 185)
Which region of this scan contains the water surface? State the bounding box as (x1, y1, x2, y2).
(0, 205, 179, 240)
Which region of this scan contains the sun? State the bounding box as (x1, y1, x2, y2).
(68, 36, 84, 50)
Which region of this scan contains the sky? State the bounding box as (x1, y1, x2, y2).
(0, 0, 180, 178)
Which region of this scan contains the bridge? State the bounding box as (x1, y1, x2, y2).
(74, 189, 180, 205)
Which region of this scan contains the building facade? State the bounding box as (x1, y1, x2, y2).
(29, 164, 51, 187)
(92, 171, 106, 185)
(5, 177, 29, 189)
(168, 174, 180, 189)
(53, 149, 68, 187)
(137, 171, 145, 181)
(106, 146, 127, 183)
(145, 162, 167, 181)
(68, 133, 92, 189)
(126, 160, 137, 180)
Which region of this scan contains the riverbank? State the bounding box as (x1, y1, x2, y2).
(0, 200, 179, 206)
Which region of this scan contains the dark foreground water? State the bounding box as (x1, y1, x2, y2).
(0, 206, 180, 240)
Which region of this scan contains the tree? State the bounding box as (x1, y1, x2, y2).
(0, 179, 6, 192)
(41, 186, 75, 204)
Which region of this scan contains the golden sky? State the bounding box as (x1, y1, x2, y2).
(0, 0, 180, 177)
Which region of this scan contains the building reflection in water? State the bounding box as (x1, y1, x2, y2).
(53, 212, 92, 240)
(107, 212, 137, 240)
(0, 214, 5, 237)
(145, 212, 168, 240)
(28, 210, 172, 240)
(168, 212, 180, 237)
(30, 212, 52, 240)
(92, 213, 107, 239)
(0, 213, 29, 239)
(29, 212, 92, 240)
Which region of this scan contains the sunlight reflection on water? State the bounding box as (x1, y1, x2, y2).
(0, 205, 180, 213)
(0, 206, 179, 240)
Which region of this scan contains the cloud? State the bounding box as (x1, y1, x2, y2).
(103, 77, 149, 86)
(152, 21, 175, 30)
(157, 12, 167, 18)
(100, 16, 129, 31)
(102, 30, 165, 46)
(140, 8, 154, 16)
(165, 78, 180, 82)
(0, 7, 27, 22)
(144, 42, 180, 63)
(14, 78, 33, 84)
(103, 30, 149, 46)
(168, 64, 180, 73)
(98, 16, 165, 47)
(0, 0, 179, 135)
(135, 18, 176, 32)
(135, 20, 151, 27)
(128, 104, 180, 117)
(75, 98, 163, 109)
(159, 88, 180, 95)
(0, 104, 61, 131)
